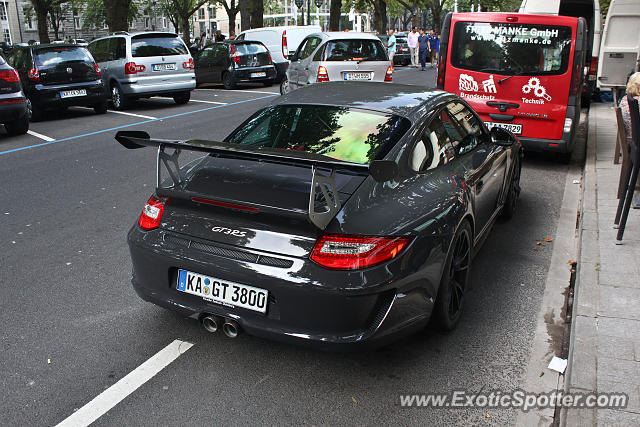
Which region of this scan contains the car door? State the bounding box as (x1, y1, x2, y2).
(195, 45, 215, 83)
(287, 37, 308, 89)
(211, 44, 228, 82)
(294, 36, 322, 86)
(444, 101, 508, 235)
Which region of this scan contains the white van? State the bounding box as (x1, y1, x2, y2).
(519, 0, 601, 105)
(236, 25, 322, 82)
(597, 0, 640, 89)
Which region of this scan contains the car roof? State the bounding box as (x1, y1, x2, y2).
(314, 32, 383, 40)
(90, 31, 179, 42)
(276, 82, 453, 119)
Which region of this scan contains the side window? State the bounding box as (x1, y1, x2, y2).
(235, 33, 245, 41)
(410, 111, 456, 172)
(295, 38, 309, 60)
(114, 38, 126, 60)
(90, 40, 106, 62)
(214, 45, 227, 63)
(445, 102, 485, 155)
(14, 50, 28, 70)
(200, 46, 214, 61)
(299, 37, 321, 59)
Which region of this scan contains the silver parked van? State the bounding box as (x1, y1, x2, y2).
(88, 31, 195, 110)
(281, 32, 392, 94)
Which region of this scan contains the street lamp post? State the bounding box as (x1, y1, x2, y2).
(294, 0, 304, 25)
(314, 0, 323, 27)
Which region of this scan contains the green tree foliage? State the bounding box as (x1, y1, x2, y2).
(82, 0, 139, 31)
(158, 0, 208, 44)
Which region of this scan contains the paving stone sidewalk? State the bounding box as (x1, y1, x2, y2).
(563, 102, 640, 426)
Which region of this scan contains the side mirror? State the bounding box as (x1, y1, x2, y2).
(289, 52, 298, 62)
(369, 160, 399, 182)
(490, 126, 515, 147)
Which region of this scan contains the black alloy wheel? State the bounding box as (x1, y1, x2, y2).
(434, 221, 472, 331)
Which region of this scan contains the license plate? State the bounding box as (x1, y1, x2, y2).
(177, 269, 268, 313)
(343, 72, 372, 81)
(250, 72, 267, 78)
(60, 89, 87, 98)
(485, 122, 522, 135)
(152, 63, 176, 71)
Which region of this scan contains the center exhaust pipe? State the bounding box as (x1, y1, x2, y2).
(222, 319, 241, 338)
(201, 314, 222, 333)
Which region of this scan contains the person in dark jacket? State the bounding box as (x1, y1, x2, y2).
(417, 29, 430, 71)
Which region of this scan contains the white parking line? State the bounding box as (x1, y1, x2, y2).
(27, 130, 55, 142)
(189, 99, 227, 105)
(108, 110, 157, 120)
(194, 88, 278, 95)
(55, 339, 194, 427)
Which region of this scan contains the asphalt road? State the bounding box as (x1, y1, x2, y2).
(0, 66, 571, 426)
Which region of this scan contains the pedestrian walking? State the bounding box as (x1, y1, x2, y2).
(199, 32, 208, 49)
(407, 27, 419, 67)
(418, 29, 429, 71)
(386, 29, 397, 67)
(215, 30, 225, 42)
(429, 29, 440, 68)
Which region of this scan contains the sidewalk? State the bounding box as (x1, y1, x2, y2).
(564, 102, 640, 425)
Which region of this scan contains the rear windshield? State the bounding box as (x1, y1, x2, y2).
(396, 37, 408, 44)
(131, 35, 188, 57)
(451, 22, 573, 76)
(323, 39, 387, 62)
(233, 43, 268, 55)
(227, 105, 411, 165)
(35, 47, 93, 67)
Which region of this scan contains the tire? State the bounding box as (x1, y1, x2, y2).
(433, 221, 473, 331)
(4, 114, 29, 135)
(93, 101, 108, 114)
(222, 72, 236, 90)
(173, 91, 190, 105)
(501, 155, 521, 220)
(26, 98, 41, 122)
(280, 77, 291, 95)
(110, 83, 129, 110)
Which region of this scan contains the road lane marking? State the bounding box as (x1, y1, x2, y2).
(0, 94, 277, 156)
(195, 88, 278, 95)
(108, 110, 157, 120)
(190, 100, 227, 105)
(55, 339, 194, 427)
(27, 130, 55, 142)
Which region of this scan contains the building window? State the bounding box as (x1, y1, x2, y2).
(0, 2, 7, 21)
(3, 28, 10, 43)
(198, 8, 205, 20)
(144, 16, 150, 28)
(162, 17, 167, 28)
(209, 6, 216, 19)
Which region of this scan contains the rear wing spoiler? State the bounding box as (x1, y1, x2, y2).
(115, 131, 398, 230)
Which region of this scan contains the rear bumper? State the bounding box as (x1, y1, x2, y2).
(119, 73, 196, 96)
(0, 99, 28, 122)
(128, 227, 434, 349)
(231, 66, 277, 84)
(29, 80, 107, 108)
(517, 106, 579, 154)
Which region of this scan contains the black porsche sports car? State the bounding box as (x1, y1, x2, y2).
(117, 82, 522, 348)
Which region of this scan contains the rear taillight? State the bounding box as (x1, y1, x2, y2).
(282, 30, 288, 60)
(310, 234, 411, 269)
(124, 62, 145, 74)
(183, 58, 194, 69)
(317, 66, 329, 82)
(94, 63, 102, 77)
(589, 56, 598, 75)
(266, 51, 272, 63)
(230, 44, 241, 65)
(0, 69, 20, 82)
(138, 195, 166, 230)
(437, 58, 446, 88)
(28, 68, 40, 82)
(384, 66, 393, 82)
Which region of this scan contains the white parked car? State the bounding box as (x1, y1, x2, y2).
(235, 25, 321, 82)
(281, 32, 393, 95)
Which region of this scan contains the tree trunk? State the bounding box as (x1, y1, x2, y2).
(239, 0, 250, 31)
(181, 16, 191, 45)
(33, 2, 49, 44)
(329, 0, 341, 31)
(372, 0, 387, 33)
(104, 0, 131, 32)
(249, 0, 263, 28)
(430, 0, 443, 33)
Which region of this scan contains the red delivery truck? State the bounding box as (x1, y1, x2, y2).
(437, 12, 587, 159)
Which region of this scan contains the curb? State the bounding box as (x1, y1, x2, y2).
(516, 108, 588, 426)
